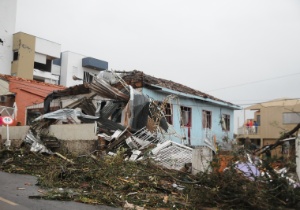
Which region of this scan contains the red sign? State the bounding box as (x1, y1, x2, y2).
(2, 116, 13, 125)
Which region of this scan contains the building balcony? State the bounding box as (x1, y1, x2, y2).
(33, 69, 59, 84)
(237, 126, 260, 137)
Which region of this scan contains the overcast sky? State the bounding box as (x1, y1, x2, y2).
(15, 0, 300, 129)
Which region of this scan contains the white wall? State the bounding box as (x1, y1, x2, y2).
(0, 0, 17, 75)
(51, 64, 61, 76)
(0, 126, 30, 140)
(49, 124, 97, 140)
(35, 37, 60, 58)
(60, 51, 81, 87)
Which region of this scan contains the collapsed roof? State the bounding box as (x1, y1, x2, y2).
(114, 70, 241, 109)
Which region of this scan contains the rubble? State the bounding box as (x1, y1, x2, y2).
(1, 71, 300, 209)
(1, 144, 300, 209)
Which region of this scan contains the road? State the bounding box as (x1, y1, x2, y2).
(0, 171, 121, 210)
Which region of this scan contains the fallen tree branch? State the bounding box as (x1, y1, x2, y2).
(255, 123, 300, 155)
(54, 152, 74, 164)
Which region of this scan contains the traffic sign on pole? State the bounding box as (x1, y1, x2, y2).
(2, 116, 13, 125)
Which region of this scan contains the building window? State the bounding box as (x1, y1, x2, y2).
(221, 114, 230, 131)
(34, 59, 51, 72)
(202, 110, 211, 129)
(83, 71, 94, 84)
(164, 103, 173, 125)
(26, 109, 42, 125)
(181, 106, 191, 127)
(13, 51, 18, 61)
(283, 112, 300, 124)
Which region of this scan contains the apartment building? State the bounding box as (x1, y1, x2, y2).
(11, 32, 61, 84)
(237, 98, 300, 156)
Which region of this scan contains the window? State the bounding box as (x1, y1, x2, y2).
(13, 51, 18, 61)
(221, 114, 230, 131)
(180, 106, 191, 127)
(164, 103, 173, 125)
(83, 71, 94, 83)
(34, 59, 52, 72)
(26, 109, 42, 125)
(283, 112, 300, 124)
(202, 110, 211, 129)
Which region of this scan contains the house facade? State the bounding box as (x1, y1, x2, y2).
(0, 74, 65, 125)
(237, 98, 300, 156)
(118, 71, 241, 147)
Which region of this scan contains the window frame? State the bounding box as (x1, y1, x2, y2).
(13, 51, 19, 61)
(164, 103, 173, 125)
(180, 106, 192, 127)
(83, 71, 94, 84)
(202, 110, 212, 129)
(222, 114, 230, 131)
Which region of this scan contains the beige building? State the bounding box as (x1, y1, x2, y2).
(237, 98, 300, 157)
(11, 32, 61, 84)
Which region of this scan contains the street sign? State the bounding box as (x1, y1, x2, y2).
(2, 116, 13, 125)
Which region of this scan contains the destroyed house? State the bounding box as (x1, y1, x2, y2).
(40, 70, 240, 150)
(114, 71, 241, 147)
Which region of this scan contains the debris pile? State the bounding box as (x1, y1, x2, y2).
(1, 146, 300, 209)
(1, 71, 300, 209)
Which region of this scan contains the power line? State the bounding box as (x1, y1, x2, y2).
(232, 97, 300, 106)
(207, 72, 300, 92)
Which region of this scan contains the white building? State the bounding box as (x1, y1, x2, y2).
(55, 51, 108, 87)
(0, 0, 17, 75)
(0, 0, 107, 86)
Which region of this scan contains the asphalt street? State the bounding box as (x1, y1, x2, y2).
(0, 171, 121, 210)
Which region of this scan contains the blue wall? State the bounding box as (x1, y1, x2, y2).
(142, 87, 235, 146)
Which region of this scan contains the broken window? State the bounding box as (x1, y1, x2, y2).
(202, 110, 211, 129)
(26, 109, 42, 125)
(221, 114, 230, 131)
(153, 101, 173, 125)
(164, 103, 173, 125)
(180, 106, 191, 127)
(283, 112, 300, 124)
(83, 71, 94, 84)
(13, 51, 18, 61)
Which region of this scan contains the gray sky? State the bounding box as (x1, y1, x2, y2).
(16, 0, 300, 129)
